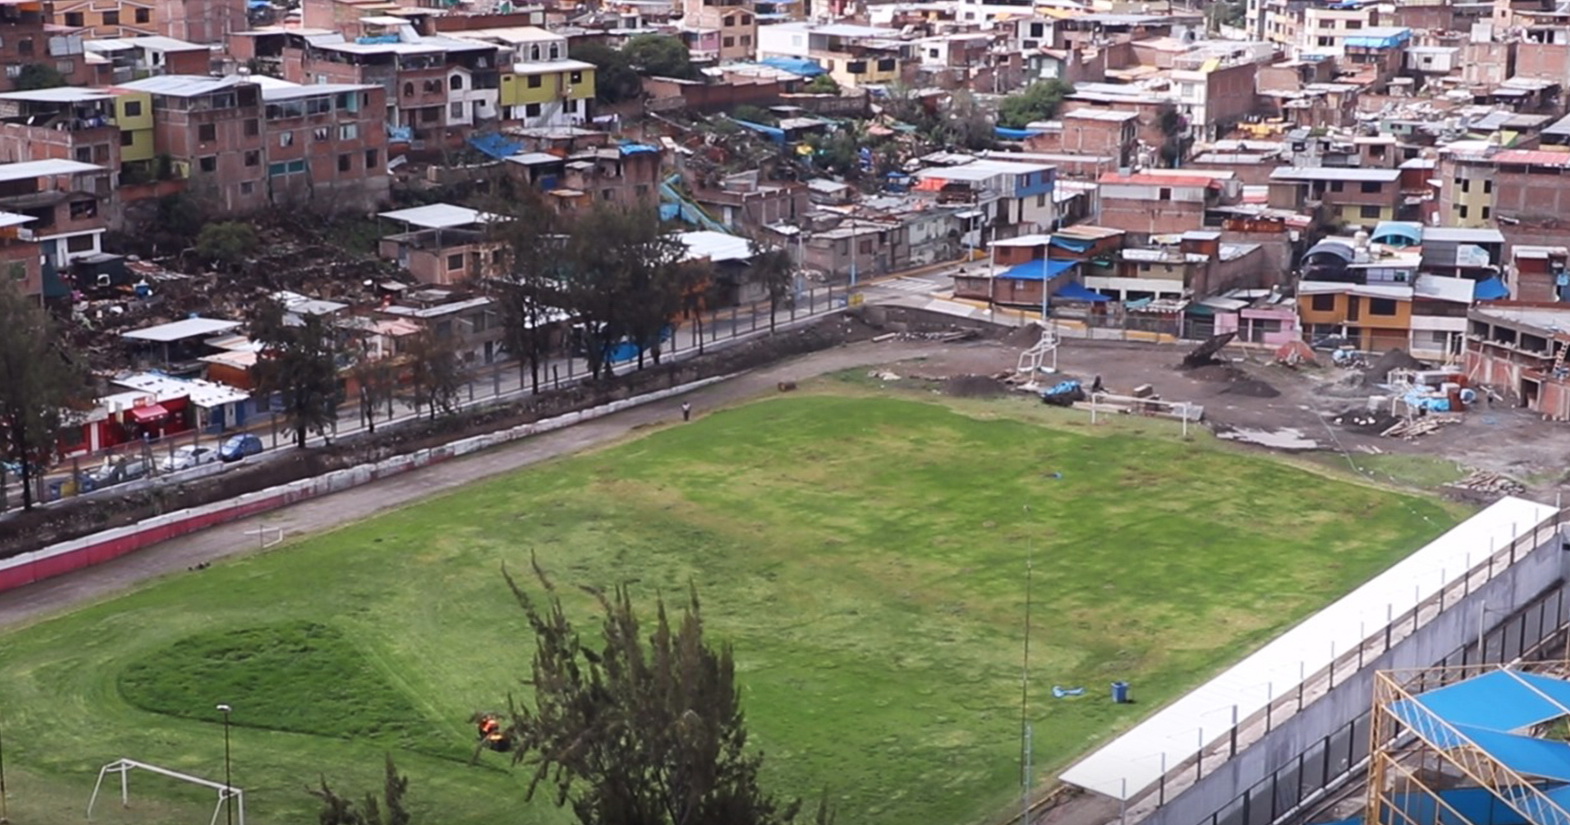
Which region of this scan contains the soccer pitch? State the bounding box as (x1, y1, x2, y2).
(0, 387, 1456, 825)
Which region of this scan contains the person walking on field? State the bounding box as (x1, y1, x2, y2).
(681, 402, 692, 422)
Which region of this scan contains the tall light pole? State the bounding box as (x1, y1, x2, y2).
(0, 706, 10, 825)
(216, 704, 233, 825)
(1021, 504, 1035, 825)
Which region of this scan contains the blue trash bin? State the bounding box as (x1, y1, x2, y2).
(1111, 681, 1130, 703)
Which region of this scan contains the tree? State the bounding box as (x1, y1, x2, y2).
(404, 328, 464, 420)
(1155, 103, 1190, 167)
(0, 277, 91, 511)
(489, 193, 567, 394)
(196, 221, 259, 271)
(803, 74, 840, 94)
(309, 755, 411, 825)
(14, 63, 67, 91)
(348, 353, 397, 434)
(748, 238, 794, 333)
(622, 34, 696, 79)
(252, 300, 342, 449)
(499, 560, 832, 825)
(571, 41, 643, 103)
(996, 79, 1074, 129)
(561, 205, 691, 377)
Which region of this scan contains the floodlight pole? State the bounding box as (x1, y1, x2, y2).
(0, 706, 10, 825)
(1021, 504, 1035, 825)
(217, 704, 233, 825)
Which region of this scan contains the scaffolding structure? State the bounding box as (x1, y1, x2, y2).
(1367, 665, 1570, 825)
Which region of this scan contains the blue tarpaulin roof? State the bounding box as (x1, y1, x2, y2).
(620, 142, 660, 155)
(1475, 276, 1510, 300)
(1391, 670, 1570, 740)
(1056, 282, 1110, 302)
(996, 126, 1045, 140)
(731, 118, 786, 144)
(1051, 235, 1095, 253)
(468, 132, 523, 160)
(1002, 259, 1078, 281)
(759, 57, 826, 77)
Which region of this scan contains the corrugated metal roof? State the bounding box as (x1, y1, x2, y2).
(1490, 149, 1570, 168)
(1099, 172, 1219, 187)
(0, 158, 106, 182)
(379, 203, 498, 229)
(678, 230, 751, 263)
(116, 74, 248, 97)
(121, 317, 241, 343)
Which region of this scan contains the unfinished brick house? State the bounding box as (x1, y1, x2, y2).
(115, 74, 266, 214)
(260, 81, 389, 212)
(0, 0, 94, 91)
(0, 158, 112, 275)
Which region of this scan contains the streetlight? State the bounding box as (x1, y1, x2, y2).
(1, 706, 10, 825)
(216, 704, 233, 825)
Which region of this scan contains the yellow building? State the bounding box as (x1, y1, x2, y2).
(454, 27, 596, 128)
(111, 90, 154, 165)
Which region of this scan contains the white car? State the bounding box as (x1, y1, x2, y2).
(160, 446, 217, 473)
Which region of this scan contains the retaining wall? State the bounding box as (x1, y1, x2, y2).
(0, 375, 734, 595)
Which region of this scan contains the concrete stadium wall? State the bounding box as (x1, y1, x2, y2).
(0, 375, 735, 595)
(1142, 524, 1570, 825)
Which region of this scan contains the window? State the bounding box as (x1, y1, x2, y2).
(527, 74, 542, 88)
(423, 79, 439, 93)
(525, 102, 541, 117)
(403, 82, 414, 97)
(450, 74, 463, 90)
(1330, 180, 1344, 192)
(123, 100, 142, 117)
(1459, 205, 1469, 219)
(244, 149, 260, 166)
(1310, 293, 1335, 311)
(447, 253, 464, 271)
(198, 155, 216, 173)
(451, 101, 464, 118)
(338, 153, 351, 172)
(267, 159, 306, 176)
(723, 36, 735, 47)
(929, 47, 940, 58)
(1368, 298, 1398, 316)
(723, 14, 735, 25)
(1360, 205, 1380, 219)
(1158, 187, 1171, 201)
(120, 130, 134, 146)
(600, 189, 613, 200)
(877, 58, 895, 71)
(570, 70, 582, 83)
(65, 232, 95, 251)
(244, 118, 258, 136)
(101, 10, 118, 24)
(1482, 206, 1492, 220)
(365, 148, 379, 168)
(339, 123, 358, 140)
(63, 11, 82, 26)
(1359, 181, 1381, 193)
(741, 34, 752, 45)
(1036, 193, 1046, 207)
(198, 123, 216, 142)
(240, 181, 254, 195)
(421, 106, 439, 123)
(74, 146, 91, 163)
(134, 7, 149, 22)
(548, 44, 560, 59)
(313, 126, 329, 140)
(278, 131, 293, 147)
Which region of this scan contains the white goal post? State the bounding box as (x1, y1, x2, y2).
(88, 758, 244, 825)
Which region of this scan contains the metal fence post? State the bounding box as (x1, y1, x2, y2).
(1229, 705, 1238, 757)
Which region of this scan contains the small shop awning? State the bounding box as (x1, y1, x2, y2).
(127, 403, 170, 423)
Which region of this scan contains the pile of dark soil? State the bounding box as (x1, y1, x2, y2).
(1185, 363, 1240, 382)
(1219, 377, 1281, 399)
(1361, 348, 1424, 385)
(944, 374, 1008, 398)
(1185, 363, 1280, 397)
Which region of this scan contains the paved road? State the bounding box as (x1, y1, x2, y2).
(0, 339, 943, 632)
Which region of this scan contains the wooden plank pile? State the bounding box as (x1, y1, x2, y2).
(1447, 470, 1527, 497)
(1380, 416, 1459, 440)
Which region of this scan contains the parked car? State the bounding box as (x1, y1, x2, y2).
(218, 434, 264, 463)
(88, 456, 153, 487)
(160, 446, 217, 473)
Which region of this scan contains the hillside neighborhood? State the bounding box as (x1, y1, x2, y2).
(4, 0, 1570, 502)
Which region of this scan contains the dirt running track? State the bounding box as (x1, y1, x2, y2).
(0, 341, 944, 632)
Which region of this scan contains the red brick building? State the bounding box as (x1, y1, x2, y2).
(1096, 170, 1240, 240)
(0, 0, 95, 91)
(115, 74, 266, 213)
(260, 81, 389, 211)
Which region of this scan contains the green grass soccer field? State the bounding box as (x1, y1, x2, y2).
(0, 387, 1457, 825)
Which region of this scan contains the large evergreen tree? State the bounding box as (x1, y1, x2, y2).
(489, 194, 568, 394)
(251, 300, 342, 448)
(0, 277, 91, 510)
(500, 561, 832, 825)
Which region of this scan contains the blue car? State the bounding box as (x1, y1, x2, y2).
(218, 433, 264, 463)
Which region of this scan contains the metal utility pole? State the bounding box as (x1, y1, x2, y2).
(1, 707, 10, 825)
(217, 704, 233, 825)
(1021, 504, 1036, 825)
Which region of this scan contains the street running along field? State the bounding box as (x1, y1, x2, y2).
(0, 380, 1459, 825)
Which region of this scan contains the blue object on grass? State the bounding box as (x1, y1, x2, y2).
(1112, 681, 1131, 703)
(1052, 686, 1085, 698)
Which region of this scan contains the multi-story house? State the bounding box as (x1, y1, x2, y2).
(378, 203, 502, 286)
(1096, 169, 1242, 241)
(1267, 166, 1404, 228)
(1295, 237, 1474, 357)
(115, 74, 265, 213)
(1439, 148, 1570, 228)
(0, 209, 41, 298)
(56, 0, 242, 43)
(0, 0, 93, 91)
(83, 35, 210, 82)
(0, 158, 112, 277)
(679, 0, 756, 62)
(913, 157, 1056, 242)
(482, 27, 593, 127)
(260, 81, 389, 212)
(1466, 303, 1570, 419)
(756, 22, 911, 89)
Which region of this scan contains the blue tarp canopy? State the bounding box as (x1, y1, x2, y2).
(1050, 235, 1095, 253)
(1390, 670, 1570, 740)
(996, 126, 1045, 140)
(731, 118, 786, 144)
(1056, 282, 1110, 303)
(1002, 258, 1078, 281)
(620, 142, 660, 155)
(759, 57, 826, 77)
(468, 132, 523, 160)
(1475, 276, 1510, 300)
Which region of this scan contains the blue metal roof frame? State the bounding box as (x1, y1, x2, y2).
(1002, 258, 1079, 281)
(1391, 670, 1570, 747)
(1372, 221, 1423, 247)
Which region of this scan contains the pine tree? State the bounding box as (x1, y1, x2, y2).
(0, 277, 91, 510)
